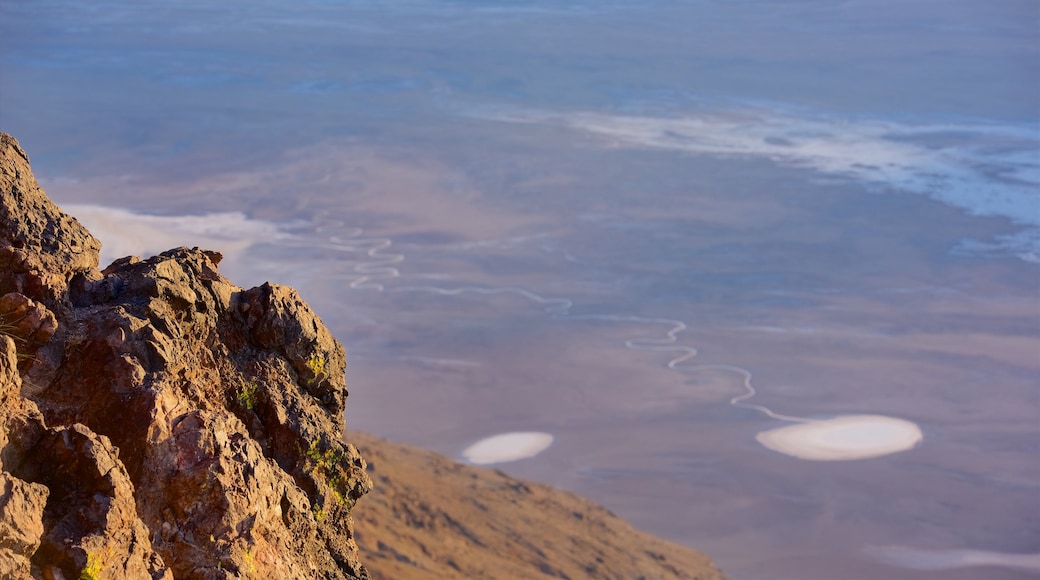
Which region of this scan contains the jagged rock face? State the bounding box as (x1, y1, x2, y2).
(0, 133, 372, 579)
(0, 134, 100, 307)
(0, 335, 48, 578)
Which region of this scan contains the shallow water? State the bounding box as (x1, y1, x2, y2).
(3, 1, 1038, 578)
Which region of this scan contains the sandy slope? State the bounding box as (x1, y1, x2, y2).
(349, 431, 725, 580)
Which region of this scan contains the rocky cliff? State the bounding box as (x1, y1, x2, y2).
(0, 133, 372, 579)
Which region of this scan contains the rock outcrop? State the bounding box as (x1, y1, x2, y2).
(0, 133, 372, 579)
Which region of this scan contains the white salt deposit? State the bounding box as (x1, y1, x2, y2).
(866, 546, 1040, 573)
(462, 431, 554, 465)
(64, 205, 283, 268)
(59, 204, 298, 287)
(481, 106, 1040, 262)
(756, 415, 922, 461)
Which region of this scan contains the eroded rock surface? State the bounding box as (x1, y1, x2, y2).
(0, 133, 372, 579)
(0, 133, 100, 307)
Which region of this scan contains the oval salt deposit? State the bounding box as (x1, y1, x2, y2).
(756, 414, 922, 461)
(462, 432, 554, 465)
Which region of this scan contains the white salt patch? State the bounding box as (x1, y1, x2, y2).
(865, 546, 1040, 573)
(62, 204, 288, 287)
(479, 106, 1040, 261)
(64, 205, 283, 267)
(756, 415, 922, 461)
(462, 432, 554, 465)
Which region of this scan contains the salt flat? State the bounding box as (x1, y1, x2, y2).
(461, 432, 555, 465)
(756, 415, 923, 461)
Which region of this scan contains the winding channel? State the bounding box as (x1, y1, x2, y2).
(311, 222, 810, 425)
(306, 221, 922, 462)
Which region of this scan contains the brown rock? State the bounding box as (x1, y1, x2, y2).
(238, 282, 349, 418)
(0, 334, 49, 580)
(0, 133, 372, 579)
(0, 134, 100, 308)
(0, 471, 48, 578)
(25, 424, 170, 580)
(0, 293, 58, 367)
